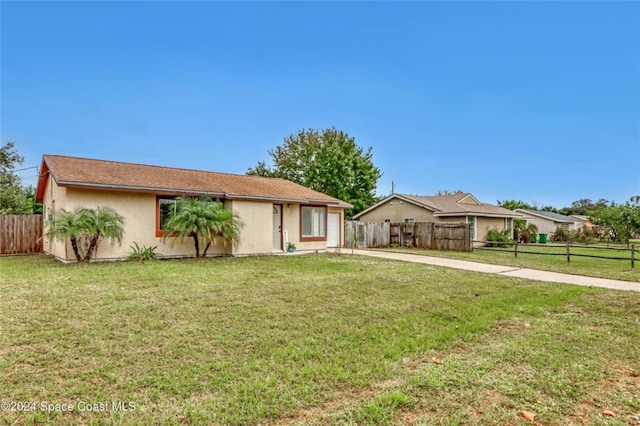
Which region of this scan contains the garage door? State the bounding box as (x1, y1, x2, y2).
(327, 213, 341, 247)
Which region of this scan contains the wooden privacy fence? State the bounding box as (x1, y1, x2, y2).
(346, 221, 471, 252)
(0, 215, 43, 255)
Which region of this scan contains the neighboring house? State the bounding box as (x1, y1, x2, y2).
(352, 193, 521, 246)
(571, 215, 593, 229)
(35, 155, 352, 261)
(514, 209, 578, 235)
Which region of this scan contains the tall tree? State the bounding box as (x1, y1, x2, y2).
(247, 128, 382, 217)
(558, 198, 609, 216)
(0, 141, 33, 214)
(162, 197, 243, 258)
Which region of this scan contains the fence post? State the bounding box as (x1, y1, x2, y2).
(566, 240, 570, 264)
(632, 244, 636, 269)
(430, 222, 436, 250)
(515, 240, 518, 258)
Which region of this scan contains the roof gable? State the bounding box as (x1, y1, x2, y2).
(36, 155, 352, 208)
(456, 193, 481, 205)
(351, 194, 438, 219)
(353, 192, 520, 220)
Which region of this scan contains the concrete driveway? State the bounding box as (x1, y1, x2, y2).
(345, 249, 640, 293)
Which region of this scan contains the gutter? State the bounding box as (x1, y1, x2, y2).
(55, 181, 348, 207)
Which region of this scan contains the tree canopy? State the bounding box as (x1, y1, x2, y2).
(247, 128, 382, 217)
(0, 141, 35, 214)
(496, 199, 557, 212)
(588, 196, 640, 242)
(557, 198, 609, 216)
(435, 190, 464, 196)
(498, 196, 639, 242)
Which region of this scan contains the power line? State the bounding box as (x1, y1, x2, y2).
(12, 165, 40, 172)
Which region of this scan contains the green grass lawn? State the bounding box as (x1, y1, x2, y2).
(1, 254, 639, 425)
(376, 244, 640, 283)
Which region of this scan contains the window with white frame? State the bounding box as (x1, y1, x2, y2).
(301, 206, 326, 239)
(467, 216, 476, 241)
(404, 218, 414, 223)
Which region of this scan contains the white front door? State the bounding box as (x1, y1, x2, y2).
(273, 205, 282, 251)
(327, 213, 340, 247)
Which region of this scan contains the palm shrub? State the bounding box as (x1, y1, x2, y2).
(522, 223, 539, 243)
(80, 206, 125, 261)
(45, 208, 88, 262)
(513, 219, 526, 242)
(513, 219, 538, 243)
(45, 206, 125, 262)
(162, 197, 243, 258)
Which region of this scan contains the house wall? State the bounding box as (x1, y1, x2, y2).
(41, 178, 224, 261)
(356, 199, 436, 223)
(516, 212, 558, 235)
(42, 176, 68, 260)
(71, 188, 216, 260)
(282, 203, 299, 250)
(228, 200, 273, 255)
(439, 215, 510, 247)
(42, 175, 344, 261)
(282, 203, 333, 251)
(230, 201, 340, 254)
(475, 216, 509, 243)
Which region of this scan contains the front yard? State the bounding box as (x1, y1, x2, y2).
(1, 254, 639, 425)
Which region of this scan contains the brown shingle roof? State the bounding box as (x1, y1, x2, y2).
(36, 155, 352, 208)
(402, 193, 519, 217)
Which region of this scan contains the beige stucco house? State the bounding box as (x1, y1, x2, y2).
(514, 209, 580, 236)
(36, 155, 352, 262)
(352, 193, 520, 246)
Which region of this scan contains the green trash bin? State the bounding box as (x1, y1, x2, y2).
(531, 235, 537, 243)
(539, 233, 548, 244)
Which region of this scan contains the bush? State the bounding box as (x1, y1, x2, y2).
(551, 226, 586, 243)
(127, 243, 158, 262)
(487, 229, 514, 247)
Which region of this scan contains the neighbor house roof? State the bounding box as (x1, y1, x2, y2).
(353, 193, 520, 219)
(515, 209, 575, 223)
(35, 155, 353, 208)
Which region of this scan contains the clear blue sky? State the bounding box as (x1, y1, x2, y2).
(2, 1, 638, 208)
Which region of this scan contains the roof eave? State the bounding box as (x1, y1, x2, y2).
(35, 157, 51, 203)
(435, 212, 522, 219)
(515, 209, 575, 223)
(56, 181, 351, 208)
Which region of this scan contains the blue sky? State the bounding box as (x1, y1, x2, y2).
(2, 1, 638, 208)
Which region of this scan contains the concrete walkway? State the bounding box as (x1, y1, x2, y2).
(345, 249, 640, 293)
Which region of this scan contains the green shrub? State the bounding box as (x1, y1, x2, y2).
(552, 227, 569, 242)
(127, 242, 159, 262)
(487, 229, 514, 247)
